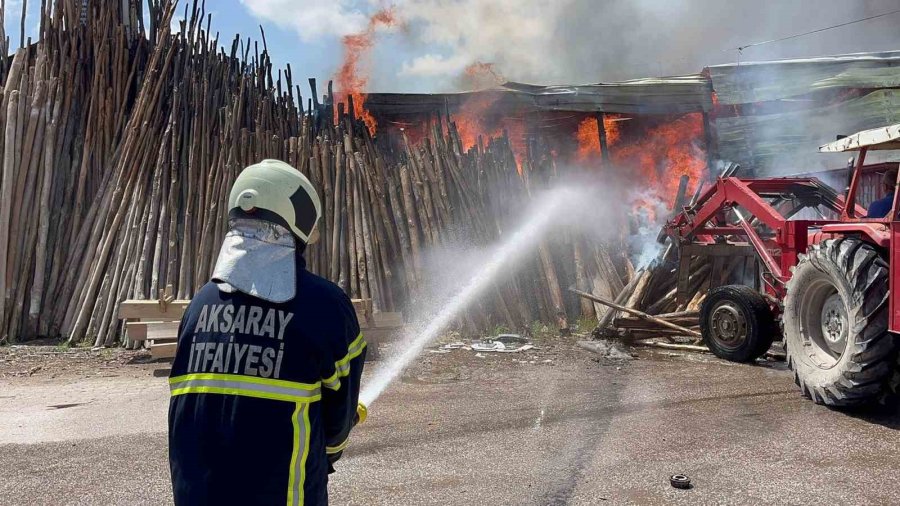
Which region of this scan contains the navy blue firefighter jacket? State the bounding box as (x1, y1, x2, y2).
(168, 255, 365, 505)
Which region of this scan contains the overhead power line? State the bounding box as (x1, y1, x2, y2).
(728, 8, 900, 53)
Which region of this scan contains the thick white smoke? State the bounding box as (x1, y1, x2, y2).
(242, 0, 899, 91)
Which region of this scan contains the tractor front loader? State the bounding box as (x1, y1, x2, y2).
(664, 123, 900, 407)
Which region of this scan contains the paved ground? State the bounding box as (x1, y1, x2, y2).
(1, 338, 899, 505)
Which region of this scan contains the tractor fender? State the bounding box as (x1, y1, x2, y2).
(811, 223, 890, 249)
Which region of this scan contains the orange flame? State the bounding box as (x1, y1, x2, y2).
(575, 114, 622, 162)
(454, 93, 502, 150)
(612, 113, 707, 220)
(605, 115, 622, 146)
(336, 8, 396, 134)
(575, 117, 599, 161)
(452, 93, 527, 172)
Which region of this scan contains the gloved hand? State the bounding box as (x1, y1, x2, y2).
(353, 402, 368, 426)
(331, 403, 367, 475)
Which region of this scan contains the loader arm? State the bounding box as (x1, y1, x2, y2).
(664, 177, 844, 296)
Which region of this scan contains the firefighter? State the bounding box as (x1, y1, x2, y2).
(168, 159, 366, 505)
(866, 167, 898, 218)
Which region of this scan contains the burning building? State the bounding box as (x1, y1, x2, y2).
(352, 50, 900, 227)
(365, 76, 714, 212)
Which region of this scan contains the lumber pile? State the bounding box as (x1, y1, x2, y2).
(0, 0, 321, 346)
(390, 120, 631, 333)
(578, 172, 763, 347)
(574, 247, 715, 346)
(604, 246, 759, 344)
(0, 0, 631, 345)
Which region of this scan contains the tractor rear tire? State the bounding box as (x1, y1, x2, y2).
(700, 285, 776, 363)
(783, 238, 897, 407)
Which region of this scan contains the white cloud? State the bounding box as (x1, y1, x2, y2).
(240, 0, 370, 41)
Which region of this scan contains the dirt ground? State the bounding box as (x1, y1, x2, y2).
(1, 335, 899, 505)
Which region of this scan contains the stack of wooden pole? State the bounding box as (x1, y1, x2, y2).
(0, 0, 321, 345)
(0, 0, 634, 346)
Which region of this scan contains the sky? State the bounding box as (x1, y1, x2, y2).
(2, 0, 900, 94)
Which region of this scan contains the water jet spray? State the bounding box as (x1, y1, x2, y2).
(359, 186, 584, 408)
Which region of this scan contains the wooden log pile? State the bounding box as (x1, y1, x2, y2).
(350, 116, 633, 336)
(582, 175, 763, 346)
(576, 246, 712, 345)
(0, 0, 632, 345)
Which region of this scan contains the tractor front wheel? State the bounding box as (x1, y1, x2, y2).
(700, 285, 776, 363)
(783, 238, 897, 407)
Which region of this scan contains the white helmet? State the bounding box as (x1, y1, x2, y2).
(228, 159, 321, 244)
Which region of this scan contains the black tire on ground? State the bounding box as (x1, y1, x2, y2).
(783, 237, 898, 407)
(699, 285, 777, 363)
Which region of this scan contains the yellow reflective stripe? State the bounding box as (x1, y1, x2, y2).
(348, 339, 367, 361)
(336, 334, 367, 368)
(326, 436, 350, 455)
(170, 386, 321, 404)
(300, 405, 311, 504)
(169, 374, 322, 403)
(286, 403, 309, 506)
(337, 333, 366, 366)
(322, 369, 340, 384)
(323, 333, 367, 387)
(322, 376, 341, 391)
(170, 373, 320, 391)
(347, 332, 365, 354)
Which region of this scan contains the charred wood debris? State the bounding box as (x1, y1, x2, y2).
(572, 163, 774, 355)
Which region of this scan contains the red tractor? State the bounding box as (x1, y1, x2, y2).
(664, 123, 900, 407)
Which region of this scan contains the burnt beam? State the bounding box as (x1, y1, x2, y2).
(595, 112, 610, 167)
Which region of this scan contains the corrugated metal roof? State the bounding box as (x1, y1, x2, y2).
(365, 74, 712, 116)
(714, 89, 900, 174)
(502, 75, 712, 115)
(708, 51, 900, 105)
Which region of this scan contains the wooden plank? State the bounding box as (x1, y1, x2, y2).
(148, 321, 180, 340)
(352, 298, 374, 325)
(371, 312, 403, 328)
(569, 287, 702, 338)
(125, 322, 149, 341)
(118, 300, 189, 320)
(150, 342, 178, 359)
(125, 321, 180, 341)
(637, 341, 710, 353)
(351, 299, 373, 315)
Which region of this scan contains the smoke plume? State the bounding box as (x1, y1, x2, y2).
(243, 0, 900, 92)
